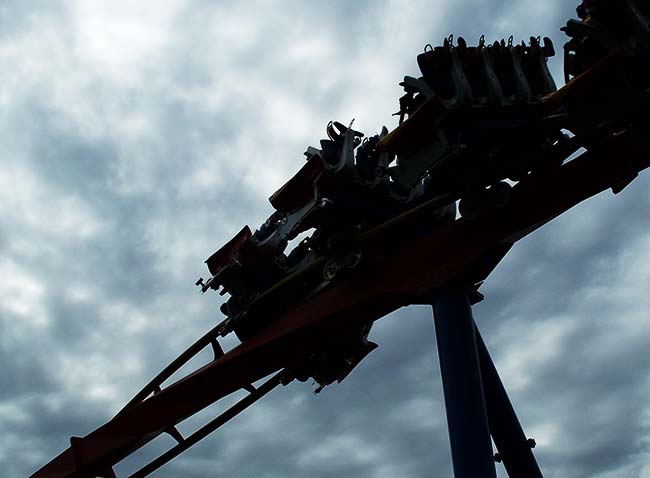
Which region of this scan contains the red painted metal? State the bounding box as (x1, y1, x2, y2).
(32, 126, 650, 477)
(205, 225, 252, 276)
(270, 154, 325, 213)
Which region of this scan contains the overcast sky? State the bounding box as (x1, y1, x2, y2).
(1, 1, 649, 478)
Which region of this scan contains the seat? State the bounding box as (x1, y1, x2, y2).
(519, 37, 557, 99)
(456, 36, 504, 106)
(417, 37, 474, 108)
(488, 38, 532, 105)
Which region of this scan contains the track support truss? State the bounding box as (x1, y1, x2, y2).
(129, 370, 289, 478)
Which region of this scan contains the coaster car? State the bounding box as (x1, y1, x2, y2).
(31, 2, 650, 477)
(197, 0, 650, 391)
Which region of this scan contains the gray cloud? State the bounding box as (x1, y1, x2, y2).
(1, 1, 648, 478)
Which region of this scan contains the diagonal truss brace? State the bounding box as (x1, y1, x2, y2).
(129, 370, 289, 478)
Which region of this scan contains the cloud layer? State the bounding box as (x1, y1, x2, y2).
(1, 1, 648, 478)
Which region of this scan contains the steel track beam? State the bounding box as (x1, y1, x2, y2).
(32, 131, 650, 478)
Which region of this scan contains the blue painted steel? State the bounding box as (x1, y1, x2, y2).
(475, 326, 543, 478)
(431, 288, 496, 478)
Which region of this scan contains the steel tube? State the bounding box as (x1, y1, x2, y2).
(431, 288, 496, 478)
(475, 326, 543, 478)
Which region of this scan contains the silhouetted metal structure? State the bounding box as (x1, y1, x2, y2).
(32, 1, 650, 477)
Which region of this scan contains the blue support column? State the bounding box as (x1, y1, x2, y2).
(431, 288, 496, 478)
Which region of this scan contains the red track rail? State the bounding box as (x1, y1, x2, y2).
(32, 126, 650, 478)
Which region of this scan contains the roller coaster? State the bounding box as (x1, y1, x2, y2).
(32, 1, 650, 477)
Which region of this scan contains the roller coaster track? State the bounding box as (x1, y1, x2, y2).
(31, 1, 650, 477)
